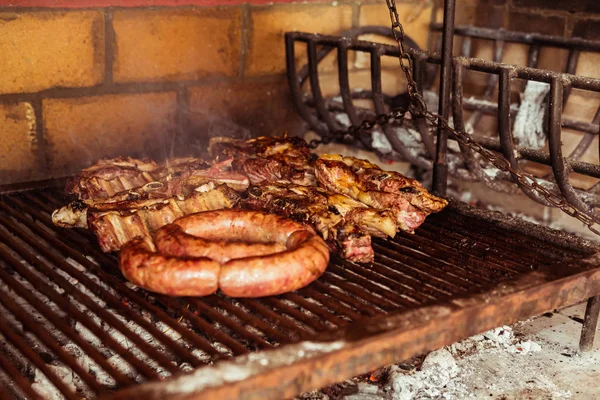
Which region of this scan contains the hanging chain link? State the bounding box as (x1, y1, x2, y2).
(308, 0, 600, 236)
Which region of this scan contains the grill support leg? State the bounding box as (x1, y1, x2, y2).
(579, 295, 600, 352)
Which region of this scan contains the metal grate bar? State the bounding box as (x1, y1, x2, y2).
(203, 297, 291, 344)
(410, 224, 526, 276)
(0, 222, 163, 381)
(0, 250, 133, 388)
(295, 287, 365, 321)
(306, 281, 383, 318)
(396, 228, 509, 279)
(429, 211, 560, 262)
(0, 200, 225, 361)
(154, 298, 249, 355)
(374, 238, 491, 287)
(235, 299, 312, 339)
(0, 268, 104, 392)
(261, 297, 332, 332)
(320, 271, 399, 312)
(337, 258, 437, 304)
(186, 299, 274, 350)
(0, 312, 80, 400)
(0, 208, 197, 370)
(330, 261, 422, 307)
(0, 349, 43, 400)
(280, 292, 350, 327)
(423, 221, 531, 273)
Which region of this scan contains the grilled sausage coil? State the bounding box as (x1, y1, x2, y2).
(119, 210, 330, 297)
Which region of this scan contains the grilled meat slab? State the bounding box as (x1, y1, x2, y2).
(66, 157, 159, 200)
(89, 183, 240, 252)
(315, 154, 447, 233)
(209, 135, 316, 186)
(55, 135, 447, 263)
(241, 183, 376, 263)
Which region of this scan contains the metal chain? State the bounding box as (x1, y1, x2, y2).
(308, 0, 600, 236)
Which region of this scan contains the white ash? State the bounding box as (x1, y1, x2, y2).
(507, 340, 542, 355)
(155, 321, 183, 342)
(371, 129, 394, 154)
(483, 325, 514, 347)
(387, 348, 467, 400)
(335, 113, 352, 128)
(395, 126, 426, 159)
(513, 81, 550, 150)
(483, 166, 501, 179)
(191, 349, 213, 364)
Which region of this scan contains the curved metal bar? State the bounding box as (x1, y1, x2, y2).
(451, 61, 520, 194)
(337, 42, 361, 127)
(370, 48, 430, 169)
(460, 97, 599, 135)
(467, 39, 504, 130)
(430, 23, 600, 52)
(412, 56, 436, 157)
(567, 104, 599, 162)
(337, 43, 377, 151)
(562, 50, 580, 103)
(548, 77, 600, 216)
(497, 68, 554, 206)
(285, 33, 328, 136)
(297, 26, 422, 87)
(307, 40, 342, 133)
(432, 0, 456, 195)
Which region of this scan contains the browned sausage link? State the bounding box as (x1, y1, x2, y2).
(155, 224, 287, 263)
(173, 209, 316, 243)
(219, 229, 330, 298)
(119, 238, 220, 297)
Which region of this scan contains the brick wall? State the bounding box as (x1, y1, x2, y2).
(1, 0, 426, 186)
(0, 0, 599, 187)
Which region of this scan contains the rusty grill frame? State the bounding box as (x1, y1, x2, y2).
(287, 8, 600, 218)
(0, 189, 599, 400)
(2, 0, 600, 399)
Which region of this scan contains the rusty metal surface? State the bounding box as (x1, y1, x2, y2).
(0, 189, 598, 399)
(579, 295, 600, 352)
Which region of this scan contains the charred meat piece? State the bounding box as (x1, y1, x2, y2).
(315, 154, 447, 233)
(66, 157, 159, 200)
(231, 157, 292, 183)
(209, 135, 312, 166)
(327, 194, 397, 238)
(209, 135, 315, 186)
(241, 183, 375, 263)
(88, 183, 240, 252)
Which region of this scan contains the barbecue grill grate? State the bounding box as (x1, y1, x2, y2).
(0, 187, 597, 399)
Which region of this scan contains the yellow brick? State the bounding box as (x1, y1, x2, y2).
(187, 79, 305, 139)
(0, 102, 40, 184)
(113, 9, 242, 83)
(44, 92, 177, 176)
(247, 4, 353, 76)
(0, 11, 104, 95)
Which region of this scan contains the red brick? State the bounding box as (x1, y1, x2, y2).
(0, 102, 41, 184)
(43, 92, 178, 176)
(247, 4, 353, 76)
(113, 8, 242, 83)
(0, 11, 104, 95)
